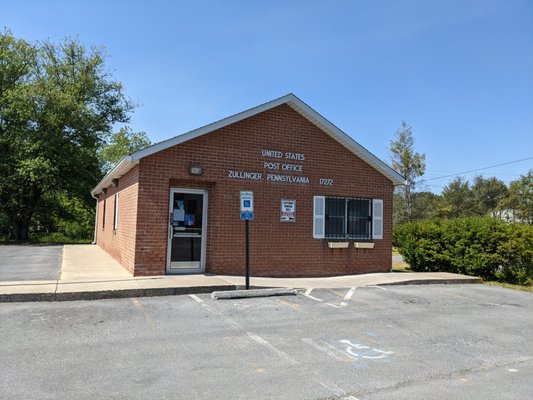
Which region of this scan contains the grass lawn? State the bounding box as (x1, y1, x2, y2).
(0, 233, 91, 245)
(392, 261, 411, 272)
(484, 281, 533, 293)
(392, 247, 411, 272)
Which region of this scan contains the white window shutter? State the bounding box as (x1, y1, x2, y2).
(372, 199, 383, 240)
(114, 193, 119, 230)
(313, 196, 325, 239)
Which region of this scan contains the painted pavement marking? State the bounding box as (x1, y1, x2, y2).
(317, 377, 359, 399)
(341, 287, 356, 307)
(364, 285, 389, 291)
(188, 294, 241, 329)
(339, 339, 393, 359)
(247, 332, 299, 365)
(303, 288, 324, 302)
(303, 336, 393, 363)
(319, 381, 346, 397)
(344, 287, 356, 301)
(189, 294, 204, 304)
(302, 338, 353, 363)
(302, 288, 351, 308)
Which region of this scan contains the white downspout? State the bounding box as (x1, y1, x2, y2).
(91, 192, 99, 245)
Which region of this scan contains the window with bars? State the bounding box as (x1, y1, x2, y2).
(324, 197, 372, 239)
(313, 196, 382, 240)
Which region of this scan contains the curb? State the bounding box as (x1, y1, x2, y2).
(212, 288, 297, 300)
(0, 285, 236, 303)
(0, 277, 483, 303)
(378, 277, 482, 286)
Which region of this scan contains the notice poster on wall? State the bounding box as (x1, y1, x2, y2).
(173, 200, 185, 222)
(280, 199, 296, 222)
(184, 214, 195, 227)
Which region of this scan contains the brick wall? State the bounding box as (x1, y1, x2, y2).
(132, 104, 393, 277)
(96, 165, 139, 273)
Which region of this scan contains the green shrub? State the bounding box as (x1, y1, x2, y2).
(394, 217, 533, 285)
(35, 232, 92, 244)
(496, 224, 533, 285)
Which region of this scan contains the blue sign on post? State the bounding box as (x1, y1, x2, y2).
(240, 211, 254, 221)
(239, 191, 254, 290)
(240, 191, 254, 212)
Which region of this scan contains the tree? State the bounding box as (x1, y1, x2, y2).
(99, 126, 151, 173)
(390, 121, 426, 224)
(411, 191, 441, 220)
(500, 170, 533, 224)
(438, 177, 473, 218)
(470, 176, 508, 216)
(0, 30, 133, 240)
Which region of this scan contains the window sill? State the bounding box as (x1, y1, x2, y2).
(354, 242, 374, 249)
(328, 242, 349, 249)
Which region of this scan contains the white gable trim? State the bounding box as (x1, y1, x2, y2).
(91, 94, 404, 195)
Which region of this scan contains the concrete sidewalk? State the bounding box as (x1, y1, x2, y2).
(0, 244, 481, 302)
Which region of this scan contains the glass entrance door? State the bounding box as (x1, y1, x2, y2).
(167, 189, 207, 273)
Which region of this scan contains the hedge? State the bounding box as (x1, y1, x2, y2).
(393, 217, 533, 285)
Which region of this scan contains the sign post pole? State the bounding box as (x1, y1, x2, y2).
(239, 191, 254, 290)
(245, 219, 250, 290)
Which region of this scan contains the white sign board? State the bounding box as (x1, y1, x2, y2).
(240, 191, 254, 212)
(280, 199, 296, 222)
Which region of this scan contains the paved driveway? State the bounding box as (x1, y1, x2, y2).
(0, 245, 62, 281)
(0, 284, 531, 399)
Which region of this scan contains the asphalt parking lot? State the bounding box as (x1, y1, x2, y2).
(0, 284, 531, 399)
(0, 245, 62, 281)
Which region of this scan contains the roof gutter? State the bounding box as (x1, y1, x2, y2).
(90, 156, 138, 196)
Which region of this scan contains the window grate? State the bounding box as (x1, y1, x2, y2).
(325, 197, 371, 240)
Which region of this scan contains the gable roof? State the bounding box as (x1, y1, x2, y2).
(91, 93, 405, 195)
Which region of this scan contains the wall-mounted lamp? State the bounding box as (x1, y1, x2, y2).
(189, 165, 204, 176)
(102, 188, 107, 195)
(111, 179, 119, 187)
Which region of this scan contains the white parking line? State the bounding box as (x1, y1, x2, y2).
(344, 287, 356, 300)
(189, 294, 204, 304)
(302, 338, 350, 362)
(303, 288, 323, 302)
(340, 287, 356, 307)
(318, 379, 358, 399)
(247, 332, 299, 365)
(319, 381, 345, 396)
(365, 285, 389, 291)
(324, 342, 357, 361)
(188, 294, 241, 329)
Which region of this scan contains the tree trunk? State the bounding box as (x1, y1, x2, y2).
(6, 184, 41, 241)
(8, 217, 30, 241)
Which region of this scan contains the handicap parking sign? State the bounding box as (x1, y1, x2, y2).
(240, 211, 254, 221)
(240, 191, 254, 212)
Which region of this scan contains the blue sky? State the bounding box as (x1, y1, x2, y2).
(2, 0, 532, 192)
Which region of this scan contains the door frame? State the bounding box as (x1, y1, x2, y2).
(166, 188, 208, 274)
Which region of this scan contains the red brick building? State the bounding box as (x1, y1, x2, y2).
(91, 94, 404, 277)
